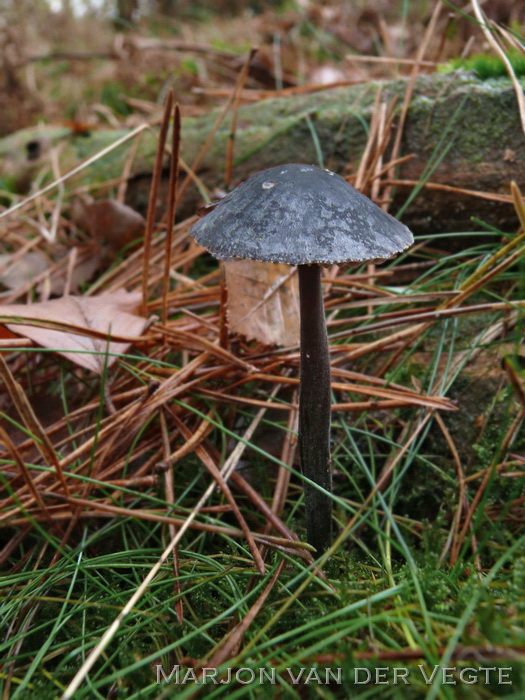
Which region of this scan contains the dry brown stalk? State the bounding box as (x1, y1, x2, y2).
(162, 102, 181, 325)
(387, 179, 513, 203)
(243, 372, 454, 410)
(503, 356, 525, 409)
(330, 300, 525, 338)
(346, 55, 437, 68)
(82, 355, 212, 488)
(384, 0, 442, 204)
(229, 471, 301, 546)
(434, 413, 480, 570)
(192, 80, 365, 101)
(378, 227, 525, 371)
(157, 324, 255, 372)
(269, 389, 298, 522)
(0, 525, 32, 567)
(354, 86, 383, 193)
(19, 496, 308, 552)
(0, 426, 55, 527)
(141, 90, 174, 316)
(224, 47, 259, 189)
(0, 314, 152, 345)
(6, 365, 201, 501)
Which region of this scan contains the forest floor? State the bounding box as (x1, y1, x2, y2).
(1, 1, 525, 698)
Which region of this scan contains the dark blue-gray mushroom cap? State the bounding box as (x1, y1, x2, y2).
(190, 164, 413, 265)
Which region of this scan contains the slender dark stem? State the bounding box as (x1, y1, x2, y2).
(298, 264, 332, 552)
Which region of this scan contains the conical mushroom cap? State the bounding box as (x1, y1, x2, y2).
(190, 164, 413, 265)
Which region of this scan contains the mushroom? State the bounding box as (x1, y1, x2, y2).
(190, 164, 413, 552)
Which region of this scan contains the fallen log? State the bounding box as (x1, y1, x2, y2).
(1, 73, 523, 235)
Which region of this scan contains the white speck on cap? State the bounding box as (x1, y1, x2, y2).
(262, 181, 276, 189)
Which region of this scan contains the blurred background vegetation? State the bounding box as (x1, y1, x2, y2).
(2, 0, 523, 136)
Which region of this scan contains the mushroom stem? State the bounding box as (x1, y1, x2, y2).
(298, 263, 332, 552)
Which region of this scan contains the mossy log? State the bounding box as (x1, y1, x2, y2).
(1, 73, 524, 235)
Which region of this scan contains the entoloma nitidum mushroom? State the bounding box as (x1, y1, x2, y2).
(190, 164, 413, 552)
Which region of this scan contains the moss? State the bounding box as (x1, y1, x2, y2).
(404, 77, 524, 167)
(440, 51, 525, 80)
(100, 81, 132, 117)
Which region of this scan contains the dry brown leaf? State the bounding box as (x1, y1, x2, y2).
(223, 260, 299, 347)
(70, 196, 145, 252)
(0, 247, 101, 296)
(0, 290, 147, 373)
(0, 251, 50, 291)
